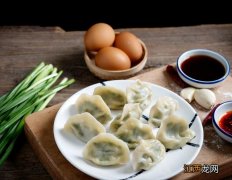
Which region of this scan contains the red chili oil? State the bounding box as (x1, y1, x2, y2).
(219, 111, 232, 135)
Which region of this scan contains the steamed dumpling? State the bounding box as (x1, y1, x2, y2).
(115, 118, 155, 149)
(93, 86, 127, 110)
(64, 112, 105, 143)
(132, 139, 166, 171)
(110, 103, 142, 133)
(76, 94, 112, 125)
(127, 80, 153, 110)
(148, 96, 179, 127)
(83, 133, 130, 166)
(156, 114, 195, 149)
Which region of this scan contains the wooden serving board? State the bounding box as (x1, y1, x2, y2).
(24, 66, 232, 180)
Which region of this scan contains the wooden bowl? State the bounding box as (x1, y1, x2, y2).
(84, 39, 148, 80)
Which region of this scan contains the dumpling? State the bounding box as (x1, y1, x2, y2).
(156, 114, 195, 149)
(132, 139, 166, 171)
(83, 133, 130, 166)
(110, 103, 142, 133)
(64, 112, 105, 143)
(115, 118, 155, 149)
(93, 86, 127, 110)
(75, 94, 112, 125)
(126, 80, 153, 110)
(148, 96, 179, 127)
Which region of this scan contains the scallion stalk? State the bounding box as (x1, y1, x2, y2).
(0, 62, 75, 167)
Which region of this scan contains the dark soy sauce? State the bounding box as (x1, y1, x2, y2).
(181, 55, 225, 81)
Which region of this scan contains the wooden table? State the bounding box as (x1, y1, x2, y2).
(0, 25, 232, 179)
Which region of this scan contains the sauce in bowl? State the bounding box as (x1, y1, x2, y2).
(181, 55, 225, 81)
(177, 49, 230, 88)
(219, 110, 232, 135)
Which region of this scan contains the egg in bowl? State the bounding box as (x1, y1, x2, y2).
(84, 38, 148, 80)
(83, 23, 148, 79)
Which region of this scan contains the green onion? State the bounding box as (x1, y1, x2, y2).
(0, 62, 75, 167)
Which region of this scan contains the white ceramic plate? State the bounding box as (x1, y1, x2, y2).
(53, 80, 204, 180)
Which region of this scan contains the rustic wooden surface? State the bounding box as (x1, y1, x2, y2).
(24, 66, 232, 180)
(1, 24, 232, 179)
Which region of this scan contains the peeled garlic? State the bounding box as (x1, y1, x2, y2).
(194, 89, 216, 109)
(180, 87, 196, 103)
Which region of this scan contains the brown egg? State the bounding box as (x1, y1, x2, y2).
(114, 32, 143, 63)
(84, 23, 115, 51)
(95, 47, 131, 70)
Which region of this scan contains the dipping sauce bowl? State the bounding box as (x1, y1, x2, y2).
(176, 49, 230, 88)
(213, 101, 232, 143)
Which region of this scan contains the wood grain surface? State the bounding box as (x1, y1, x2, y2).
(1, 24, 232, 179)
(24, 66, 232, 180)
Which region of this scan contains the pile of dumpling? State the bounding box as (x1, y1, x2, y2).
(64, 80, 195, 171)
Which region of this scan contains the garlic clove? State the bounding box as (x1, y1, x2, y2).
(180, 87, 196, 103)
(194, 89, 216, 109)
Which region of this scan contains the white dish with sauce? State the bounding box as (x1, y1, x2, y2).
(213, 101, 232, 143)
(176, 49, 230, 88)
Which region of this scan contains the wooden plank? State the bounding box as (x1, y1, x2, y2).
(0, 26, 65, 32)
(25, 104, 94, 180)
(1, 24, 232, 97)
(24, 65, 232, 179)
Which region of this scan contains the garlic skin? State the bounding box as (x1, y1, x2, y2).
(194, 89, 216, 109)
(180, 87, 196, 103)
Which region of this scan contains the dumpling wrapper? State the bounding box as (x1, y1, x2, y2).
(132, 139, 166, 171)
(83, 133, 130, 166)
(156, 114, 195, 149)
(93, 86, 127, 110)
(116, 118, 155, 149)
(126, 80, 153, 110)
(64, 112, 105, 143)
(148, 96, 179, 127)
(110, 103, 142, 133)
(76, 94, 112, 125)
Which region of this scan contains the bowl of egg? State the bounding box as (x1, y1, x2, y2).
(84, 23, 148, 80)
